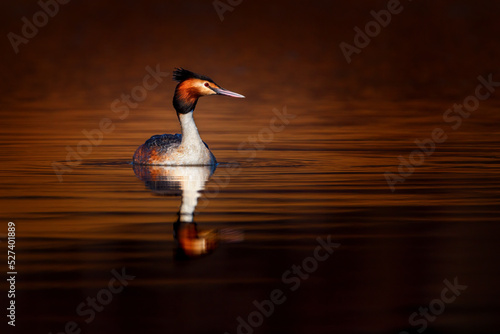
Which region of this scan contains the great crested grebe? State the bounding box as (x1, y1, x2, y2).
(133, 68, 245, 165)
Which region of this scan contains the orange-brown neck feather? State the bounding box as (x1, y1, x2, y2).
(173, 79, 202, 114)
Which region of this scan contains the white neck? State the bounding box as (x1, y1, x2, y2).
(176, 111, 214, 165)
(179, 112, 203, 146)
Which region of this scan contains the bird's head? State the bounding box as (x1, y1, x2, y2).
(172, 68, 244, 114)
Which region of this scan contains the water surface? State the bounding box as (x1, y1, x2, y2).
(1, 99, 499, 334)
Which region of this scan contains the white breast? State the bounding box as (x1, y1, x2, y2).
(165, 112, 216, 165)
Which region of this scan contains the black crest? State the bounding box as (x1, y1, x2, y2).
(172, 68, 214, 83)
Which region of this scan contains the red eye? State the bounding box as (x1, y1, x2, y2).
(204, 82, 210, 87)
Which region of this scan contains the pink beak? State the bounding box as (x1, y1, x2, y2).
(213, 87, 245, 98)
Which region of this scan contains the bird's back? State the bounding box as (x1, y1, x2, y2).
(133, 134, 182, 165)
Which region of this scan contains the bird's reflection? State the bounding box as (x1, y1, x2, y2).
(133, 164, 218, 259)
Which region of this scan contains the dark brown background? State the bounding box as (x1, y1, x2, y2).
(2, 0, 500, 109)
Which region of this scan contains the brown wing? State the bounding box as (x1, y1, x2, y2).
(132, 134, 182, 165)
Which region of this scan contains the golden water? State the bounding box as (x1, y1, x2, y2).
(1, 97, 499, 333)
